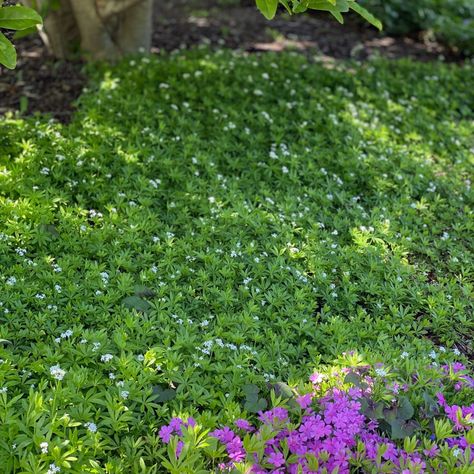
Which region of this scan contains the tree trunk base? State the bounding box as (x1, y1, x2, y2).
(27, 0, 153, 61)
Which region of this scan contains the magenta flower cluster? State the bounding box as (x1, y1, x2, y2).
(158, 365, 474, 473)
(210, 388, 412, 473)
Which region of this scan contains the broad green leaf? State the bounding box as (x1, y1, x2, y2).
(152, 385, 176, 402)
(390, 419, 417, 440)
(244, 397, 267, 413)
(256, 0, 278, 20)
(242, 384, 259, 397)
(134, 285, 156, 298)
(398, 396, 414, 420)
(122, 295, 151, 312)
(344, 371, 362, 387)
(0, 31, 16, 69)
(0, 5, 42, 31)
(348, 1, 382, 30)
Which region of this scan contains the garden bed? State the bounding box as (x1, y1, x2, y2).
(0, 49, 473, 472)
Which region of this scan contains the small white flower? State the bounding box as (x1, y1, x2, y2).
(400, 351, 409, 359)
(47, 463, 61, 474)
(429, 350, 437, 359)
(50, 365, 66, 381)
(6, 276, 17, 286)
(136, 354, 144, 362)
(40, 167, 50, 175)
(84, 422, 97, 433)
(0, 387, 7, 394)
(120, 390, 129, 399)
(101, 354, 113, 363)
(375, 368, 388, 377)
(40, 441, 48, 454)
(453, 348, 460, 356)
(281, 166, 289, 174)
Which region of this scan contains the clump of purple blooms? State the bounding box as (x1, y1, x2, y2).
(159, 364, 474, 473)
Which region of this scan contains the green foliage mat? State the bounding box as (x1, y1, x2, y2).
(0, 50, 473, 471)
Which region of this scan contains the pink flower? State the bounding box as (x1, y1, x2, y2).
(310, 372, 324, 384)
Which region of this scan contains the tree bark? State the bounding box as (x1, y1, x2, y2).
(25, 0, 153, 60)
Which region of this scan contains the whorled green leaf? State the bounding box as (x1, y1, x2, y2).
(0, 5, 42, 31)
(256, 0, 279, 20)
(0, 31, 16, 69)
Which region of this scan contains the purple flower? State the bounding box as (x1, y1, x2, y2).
(258, 407, 288, 425)
(296, 394, 312, 409)
(267, 451, 285, 467)
(158, 425, 174, 443)
(176, 440, 184, 458)
(235, 419, 253, 431)
(210, 426, 236, 444)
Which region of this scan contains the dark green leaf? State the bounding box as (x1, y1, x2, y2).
(134, 285, 156, 298)
(398, 396, 414, 421)
(244, 397, 267, 413)
(122, 296, 151, 312)
(344, 371, 361, 387)
(242, 384, 259, 397)
(152, 385, 176, 402)
(390, 419, 417, 440)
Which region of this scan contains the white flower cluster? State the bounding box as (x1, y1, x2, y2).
(100, 354, 113, 363)
(50, 365, 66, 381)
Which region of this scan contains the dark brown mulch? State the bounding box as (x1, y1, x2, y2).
(0, 0, 466, 122)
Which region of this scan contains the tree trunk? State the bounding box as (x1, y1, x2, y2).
(25, 0, 153, 60)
